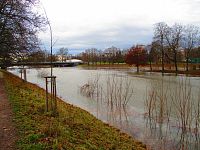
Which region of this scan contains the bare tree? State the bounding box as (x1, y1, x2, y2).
(91, 48, 98, 65)
(83, 48, 98, 65)
(153, 22, 168, 75)
(164, 23, 184, 73)
(182, 25, 200, 71)
(150, 41, 161, 64)
(85, 49, 91, 66)
(98, 49, 103, 65)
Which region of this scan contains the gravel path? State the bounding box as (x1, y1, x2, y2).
(0, 72, 17, 150)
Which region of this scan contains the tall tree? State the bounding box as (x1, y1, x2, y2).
(125, 46, 147, 73)
(150, 41, 161, 64)
(164, 23, 184, 73)
(83, 48, 98, 65)
(0, 0, 46, 68)
(182, 25, 200, 71)
(153, 22, 168, 75)
(84, 49, 91, 66)
(91, 48, 98, 65)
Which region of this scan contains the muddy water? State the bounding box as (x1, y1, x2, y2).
(9, 67, 200, 150)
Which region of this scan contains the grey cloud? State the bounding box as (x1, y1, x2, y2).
(44, 25, 153, 54)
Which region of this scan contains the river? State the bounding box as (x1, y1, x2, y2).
(9, 67, 200, 150)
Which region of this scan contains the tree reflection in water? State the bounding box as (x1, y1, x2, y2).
(80, 73, 200, 150)
(145, 77, 200, 150)
(80, 73, 133, 130)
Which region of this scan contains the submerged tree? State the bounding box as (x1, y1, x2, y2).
(125, 46, 147, 72)
(0, 0, 46, 68)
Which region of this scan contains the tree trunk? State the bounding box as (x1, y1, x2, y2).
(174, 51, 178, 74)
(149, 60, 152, 71)
(87, 60, 89, 66)
(136, 64, 139, 73)
(161, 37, 164, 76)
(186, 57, 189, 72)
(161, 49, 164, 76)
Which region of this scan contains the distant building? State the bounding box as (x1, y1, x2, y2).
(136, 44, 145, 49)
(104, 46, 120, 56)
(56, 54, 70, 62)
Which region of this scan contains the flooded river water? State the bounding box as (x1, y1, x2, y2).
(9, 67, 200, 150)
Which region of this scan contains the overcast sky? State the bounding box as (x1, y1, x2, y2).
(39, 0, 200, 54)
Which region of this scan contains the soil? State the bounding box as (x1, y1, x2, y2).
(0, 72, 17, 150)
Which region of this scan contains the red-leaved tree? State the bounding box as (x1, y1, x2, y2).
(125, 46, 147, 72)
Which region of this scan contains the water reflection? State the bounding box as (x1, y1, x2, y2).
(144, 77, 200, 150)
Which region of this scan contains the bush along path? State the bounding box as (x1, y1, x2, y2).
(0, 72, 17, 150)
(2, 70, 146, 150)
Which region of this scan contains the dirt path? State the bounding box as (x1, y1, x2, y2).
(0, 72, 17, 150)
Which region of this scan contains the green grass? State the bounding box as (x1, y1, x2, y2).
(2, 70, 146, 150)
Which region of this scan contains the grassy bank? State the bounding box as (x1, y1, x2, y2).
(2, 71, 146, 150)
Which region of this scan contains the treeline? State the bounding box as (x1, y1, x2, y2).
(0, 0, 200, 73)
(19, 47, 69, 63)
(78, 22, 200, 73)
(78, 46, 125, 65)
(151, 22, 200, 73)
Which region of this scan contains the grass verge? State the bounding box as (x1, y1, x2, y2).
(2, 70, 146, 150)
